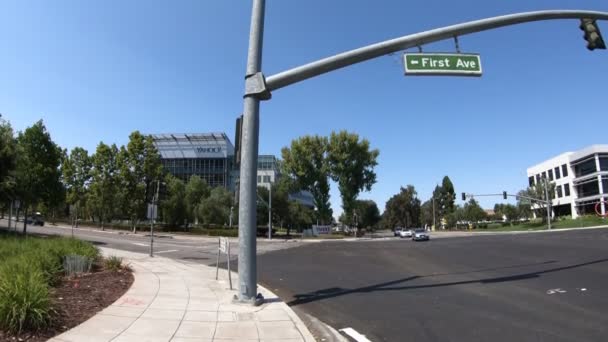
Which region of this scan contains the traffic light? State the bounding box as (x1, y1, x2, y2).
(579, 19, 606, 51)
(461, 192, 466, 201)
(503, 191, 507, 200)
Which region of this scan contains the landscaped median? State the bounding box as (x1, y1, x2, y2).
(0, 231, 133, 342)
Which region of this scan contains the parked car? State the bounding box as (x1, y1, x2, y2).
(412, 229, 430, 241)
(399, 229, 413, 238)
(26, 212, 45, 226)
(393, 227, 403, 237)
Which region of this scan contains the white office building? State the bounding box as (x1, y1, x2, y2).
(526, 145, 608, 218)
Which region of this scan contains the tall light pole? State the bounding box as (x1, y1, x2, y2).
(268, 185, 272, 240)
(544, 177, 552, 230)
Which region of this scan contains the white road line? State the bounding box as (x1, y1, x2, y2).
(339, 327, 372, 342)
(155, 249, 179, 254)
(131, 242, 148, 247)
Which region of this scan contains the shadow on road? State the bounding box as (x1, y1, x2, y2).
(288, 258, 608, 306)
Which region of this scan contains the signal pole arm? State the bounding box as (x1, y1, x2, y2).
(265, 10, 608, 92)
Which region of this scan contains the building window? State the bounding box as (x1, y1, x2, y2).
(562, 164, 569, 177)
(575, 180, 600, 198)
(556, 185, 563, 198)
(600, 156, 608, 171)
(536, 174, 541, 183)
(528, 176, 535, 187)
(548, 169, 554, 181)
(263, 175, 271, 183)
(574, 158, 597, 177)
(257, 176, 262, 183)
(554, 166, 561, 179)
(564, 183, 570, 197)
(542, 171, 547, 179)
(603, 178, 608, 194)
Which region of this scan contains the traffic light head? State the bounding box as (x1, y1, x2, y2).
(503, 191, 507, 200)
(580, 19, 606, 51)
(461, 192, 466, 201)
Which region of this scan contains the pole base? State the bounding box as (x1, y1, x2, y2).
(232, 293, 265, 306)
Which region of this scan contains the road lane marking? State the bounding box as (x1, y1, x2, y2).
(131, 242, 148, 247)
(155, 249, 179, 254)
(547, 288, 567, 295)
(339, 327, 372, 342)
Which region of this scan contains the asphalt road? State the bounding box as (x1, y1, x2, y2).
(258, 229, 608, 342)
(0, 219, 302, 265)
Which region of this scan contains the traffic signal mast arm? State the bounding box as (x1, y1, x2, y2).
(263, 10, 608, 92)
(463, 192, 550, 205)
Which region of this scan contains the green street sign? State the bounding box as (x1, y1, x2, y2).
(403, 53, 482, 76)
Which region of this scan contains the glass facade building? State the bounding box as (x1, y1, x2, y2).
(151, 133, 235, 189)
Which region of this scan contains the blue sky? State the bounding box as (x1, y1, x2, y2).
(2, 0, 607, 217)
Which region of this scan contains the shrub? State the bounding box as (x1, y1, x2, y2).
(0, 260, 52, 334)
(104, 256, 124, 272)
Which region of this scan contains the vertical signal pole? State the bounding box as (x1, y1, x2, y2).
(238, 0, 267, 304)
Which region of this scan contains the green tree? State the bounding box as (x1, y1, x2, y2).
(327, 131, 379, 219)
(62, 147, 92, 225)
(281, 135, 332, 224)
(89, 142, 119, 230)
(353, 199, 381, 229)
(14, 120, 63, 234)
(0, 116, 17, 204)
(161, 175, 187, 227)
(382, 185, 421, 228)
(185, 175, 210, 224)
(285, 201, 314, 233)
(197, 186, 232, 226)
(116, 132, 163, 232)
(431, 176, 456, 228)
(520, 181, 555, 222)
(463, 198, 487, 224)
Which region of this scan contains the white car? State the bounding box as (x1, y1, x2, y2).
(399, 229, 413, 238)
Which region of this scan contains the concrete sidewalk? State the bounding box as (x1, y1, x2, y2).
(50, 247, 315, 342)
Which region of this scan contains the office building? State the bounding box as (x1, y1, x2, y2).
(151, 133, 235, 189)
(526, 145, 608, 218)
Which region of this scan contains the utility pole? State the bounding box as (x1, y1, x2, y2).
(544, 177, 552, 230)
(150, 180, 160, 257)
(8, 200, 12, 232)
(268, 185, 272, 240)
(229, 206, 234, 227)
(432, 196, 436, 231)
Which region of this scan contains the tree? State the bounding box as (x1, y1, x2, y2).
(281, 135, 332, 224)
(382, 185, 421, 228)
(0, 116, 17, 204)
(89, 142, 119, 230)
(327, 130, 379, 219)
(14, 120, 63, 234)
(463, 198, 486, 224)
(161, 175, 187, 227)
(285, 201, 314, 233)
(197, 186, 232, 226)
(185, 175, 210, 224)
(433, 176, 456, 221)
(353, 199, 381, 229)
(62, 147, 92, 225)
(420, 200, 434, 227)
(116, 132, 163, 232)
(520, 181, 555, 222)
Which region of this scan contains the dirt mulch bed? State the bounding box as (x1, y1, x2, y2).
(0, 265, 134, 342)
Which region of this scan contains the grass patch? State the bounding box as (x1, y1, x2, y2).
(0, 231, 99, 334)
(482, 215, 608, 231)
